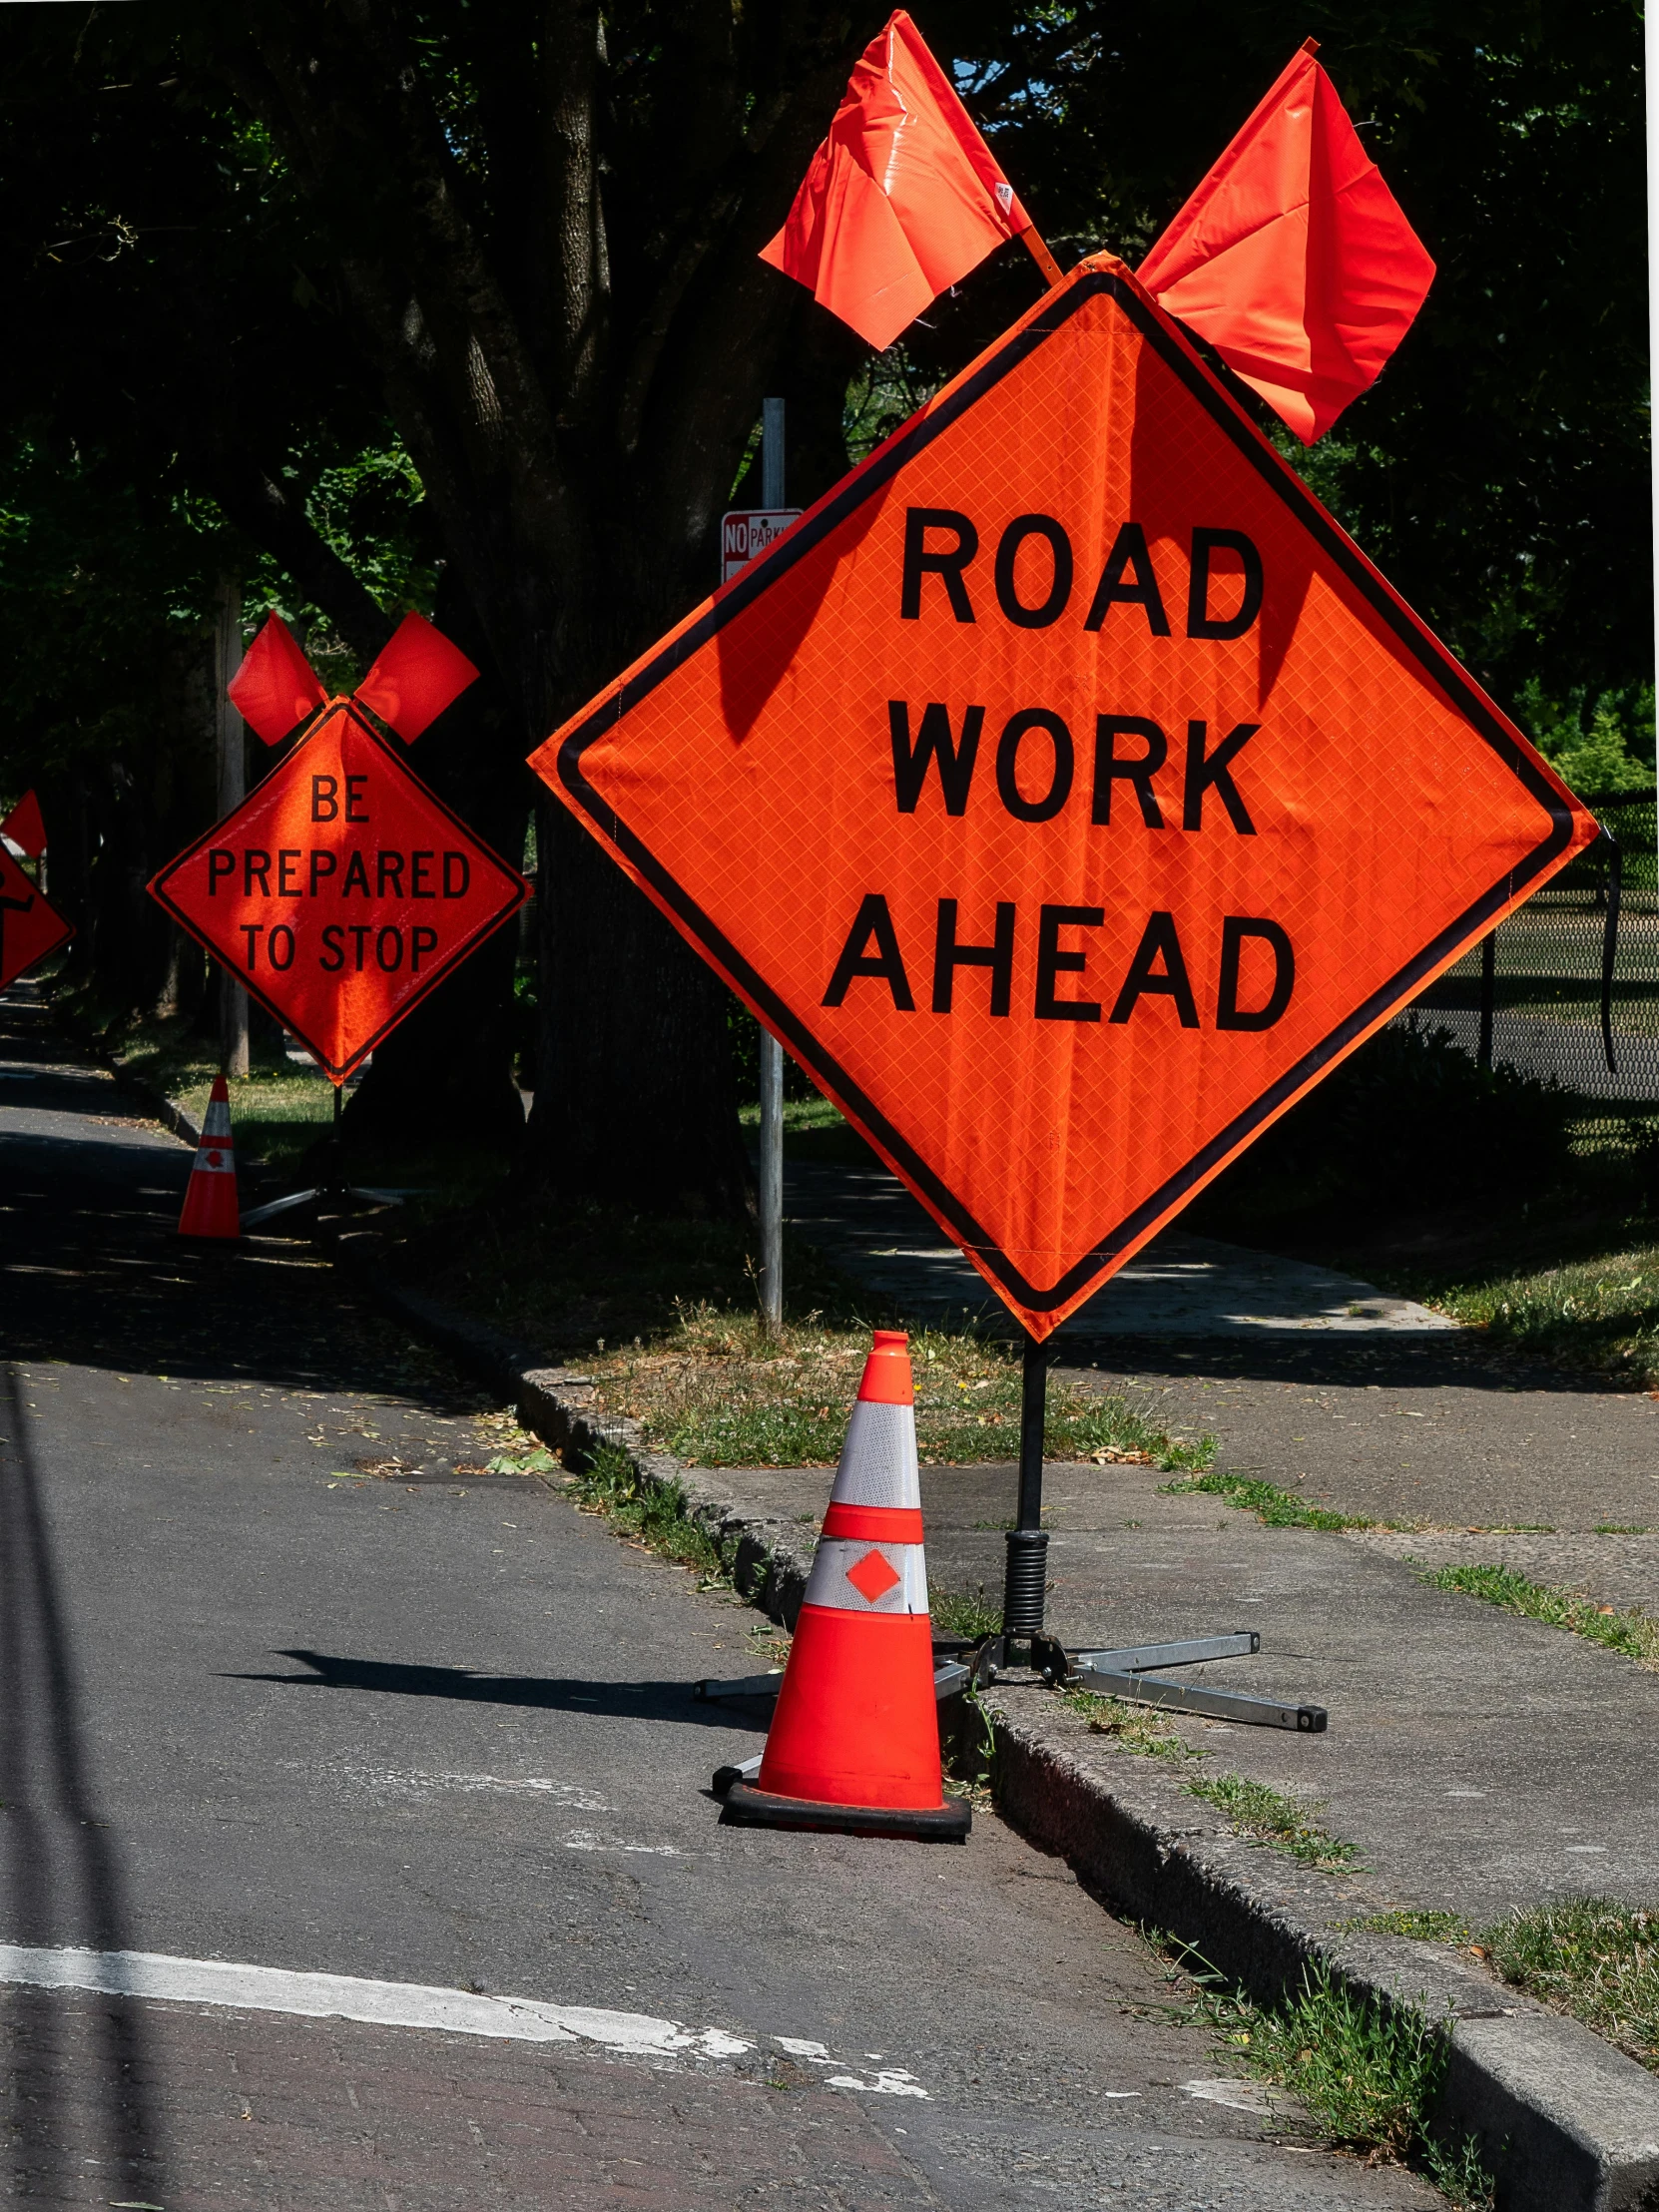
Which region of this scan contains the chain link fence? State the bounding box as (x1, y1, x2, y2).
(1403, 791, 1659, 1108)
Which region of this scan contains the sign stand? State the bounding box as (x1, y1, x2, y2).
(964, 1333, 1329, 1732)
(757, 397, 787, 1336)
(239, 1078, 423, 1229)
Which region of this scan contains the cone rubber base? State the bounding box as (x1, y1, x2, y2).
(721, 1779, 969, 1842)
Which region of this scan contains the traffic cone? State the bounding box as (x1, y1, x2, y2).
(177, 1074, 241, 1240)
(721, 1329, 969, 1842)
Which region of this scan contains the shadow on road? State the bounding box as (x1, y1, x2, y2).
(231, 1647, 772, 1732)
(0, 1367, 169, 2202)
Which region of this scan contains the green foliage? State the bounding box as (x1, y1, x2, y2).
(1062, 1687, 1205, 1764)
(565, 1442, 730, 1583)
(1185, 1774, 1361, 1870)
(1516, 680, 1655, 797)
(1437, 1245, 1659, 1387)
(931, 1584, 1004, 1641)
(1422, 1562, 1659, 1669)
(1197, 1022, 1573, 1236)
(1184, 1956, 1489, 2202)
(1346, 1910, 1473, 1943)
(1164, 1471, 1379, 1531)
(1480, 1899, 1658, 2071)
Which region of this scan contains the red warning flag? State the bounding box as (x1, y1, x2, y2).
(354, 611, 480, 743)
(760, 10, 1032, 351)
(1137, 44, 1434, 443)
(229, 615, 328, 747)
(1, 790, 47, 858)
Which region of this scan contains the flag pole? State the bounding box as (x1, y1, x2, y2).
(1017, 230, 1064, 287)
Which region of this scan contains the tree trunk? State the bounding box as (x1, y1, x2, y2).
(529, 795, 750, 1218)
(340, 586, 535, 1152)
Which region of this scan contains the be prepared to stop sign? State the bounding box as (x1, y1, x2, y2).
(153, 694, 528, 1083)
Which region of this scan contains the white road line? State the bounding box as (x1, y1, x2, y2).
(0, 1944, 929, 2094)
(0, 1944, 749, 2061)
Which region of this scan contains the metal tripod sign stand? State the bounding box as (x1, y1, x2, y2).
(529, 255, 1599, 1733)
(968, 1334, 1327, 1729)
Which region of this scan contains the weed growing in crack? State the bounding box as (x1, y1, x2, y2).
(564, 1442, 732, 1586)
(1160, 1471, 1387, 1531)
(1343, 1910, 1472, 1944)
(1421, 1562, 1659, 1670)
(931, 1584, 1003, 1641)
(1187, 1773, 1361, 1871)
(1168, 1943, 1492, 2208)
(1060, 1687, 1206, 1764)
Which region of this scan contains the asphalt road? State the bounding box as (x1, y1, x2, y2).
(0, 993, 1436, 2210)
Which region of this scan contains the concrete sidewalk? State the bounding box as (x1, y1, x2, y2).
(767, 1159, 1659, 1918)
(788, 1153, 1659, 1577)
(692, 1447, 1659, 1930)
(786, 1157, 1453, 1338)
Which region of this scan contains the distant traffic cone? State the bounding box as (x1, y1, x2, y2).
(722, 1329, 968, 1841)
(177, 1074, 241, 1240)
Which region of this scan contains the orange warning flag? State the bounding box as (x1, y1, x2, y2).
(229, 614, 328, 747)
(1137, 45, 1434, 442)
(530, 258, 1595, 1341)
(760, 10, 1032, 350)
(1, 790, 47, 859)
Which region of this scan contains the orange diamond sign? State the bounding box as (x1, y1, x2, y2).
(0, 843, 72, 990)
(152, 702, 529, 1082)
(530, 258, 1597, 1338)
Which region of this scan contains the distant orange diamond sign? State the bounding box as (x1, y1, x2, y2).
(152, 702, 529, 1083)
(530, 258, 1597, 1339)
(0, 843, 72, 991)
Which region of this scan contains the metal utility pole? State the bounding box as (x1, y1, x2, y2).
(757, 397, 787, 1335)
(1648, 1, 1659, 886)
(215, 577, 250, 1079)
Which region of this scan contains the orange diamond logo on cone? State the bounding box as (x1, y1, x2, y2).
(845, 1547, 902, 1604)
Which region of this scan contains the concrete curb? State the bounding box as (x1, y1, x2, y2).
(333, 1264, 1659, 2212)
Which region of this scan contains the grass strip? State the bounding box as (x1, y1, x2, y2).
(1477, 1898, 1659, 2072)
(1162, 1470, 1381, 1531)
(584, 1306, 1214, 1471)
(1185, 1773, 1360, 1871)
(1174, 1951, 1491, 2207)
(1422, 1561, 1659, 1670)
(1432, 1244, 1659, 1387)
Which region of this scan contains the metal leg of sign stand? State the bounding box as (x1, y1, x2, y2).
(963, 1331, 1329, 1734)
(240, 1083, 429, 1229)
(696, 1334, 1325, 1740)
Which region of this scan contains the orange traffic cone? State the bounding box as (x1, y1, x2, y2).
(177, 1074, 241, 1240)
(722, 1329, 968, 1842)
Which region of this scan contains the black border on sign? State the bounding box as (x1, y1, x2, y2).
(553, 270, 1579, 1315)
(149, 705, 531, 1083)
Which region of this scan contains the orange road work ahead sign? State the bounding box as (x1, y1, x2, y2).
(152, 703, 529, 1083)
(0, 843, 72, 992)
(530, 257, 1598, 1339)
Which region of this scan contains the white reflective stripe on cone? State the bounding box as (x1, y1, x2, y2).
(195, 1149, 236, 1174)
(203, 1103, 233, 1140)
(803, 1538, 928, 1615)
(830, 1399, 920, 1509)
